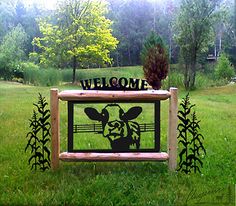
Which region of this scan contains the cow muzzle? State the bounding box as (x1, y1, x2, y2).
(103, 120, 127, 139)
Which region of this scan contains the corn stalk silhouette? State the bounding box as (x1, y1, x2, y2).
(25, 93, 51, 171)
(177, 94, 206, 174)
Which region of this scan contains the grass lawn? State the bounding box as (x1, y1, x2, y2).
(0, 81, 235, 205)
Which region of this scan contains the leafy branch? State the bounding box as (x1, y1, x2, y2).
(25, 93, 51, 171)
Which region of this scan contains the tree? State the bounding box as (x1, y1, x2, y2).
(109, 0, 153, 66)
(215, 53, 235, 80)
(142, 32, 168, 90)
(221, 0, 236, 67)
(140, 31, 165, 63)
(154, 0, 178, 63)
(15, 0, 44, 55)
(0, 24, 28, 79)
(175, 0, 221, 90)
(31, 0, 118, 83)
(0, 0, 16, 40)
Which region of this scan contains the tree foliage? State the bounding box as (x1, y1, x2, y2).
(0, 0, 235, 88)
(0, 0, 16, 40)
(215, 53, 235, 80)
(31, 0, 118, 83)
(109, 0, 153, 66)
(175, 0, 221, 90)
(140, 31, 165, 63)
(142, 33, 168, 89)
(108, 0, 180, 66)
(220, 0, 236, 67)
(0, 24, 28, 80)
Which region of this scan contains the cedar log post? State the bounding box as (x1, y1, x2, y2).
(168, 87, 178, 171)
(50, 89, 60, 170)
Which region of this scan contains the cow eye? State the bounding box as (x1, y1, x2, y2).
(119, 109, 125, 120)
(101, 109, 109, 121)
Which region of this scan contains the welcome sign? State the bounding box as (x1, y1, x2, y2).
(66, 77, 160, 153)
(80, 77, 149, 90)
(50, 83, 177, 171)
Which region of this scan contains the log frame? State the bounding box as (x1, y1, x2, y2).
(168, 87, 178, 171)
(50, 89, 60, 170)
(50, 88, 178, 171)
(59, 152, 169, 162)
(58, 90, 171, 101)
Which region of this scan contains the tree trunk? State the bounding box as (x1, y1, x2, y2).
(184, 63, 190, 90)
(190, 63, 196, 89)
(72, 56, 77, 84)
(190, 53, 197, 89)
(116, 52, 119, 67)
(128, 47, 132, 65)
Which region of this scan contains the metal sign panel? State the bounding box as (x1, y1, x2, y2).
(68, 101, 160, 153)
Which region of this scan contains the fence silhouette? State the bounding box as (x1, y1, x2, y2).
(73, 123, 155, 133)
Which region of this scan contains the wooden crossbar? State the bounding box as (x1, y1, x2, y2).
(59, 152, 169, 162)
(58, 90, 171, 101)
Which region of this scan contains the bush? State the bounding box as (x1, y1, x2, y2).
(162, 71, 184, 89)
(141, 32, 168, 90)
(22, 62, 61, 86)
(61, 69, 73, 82)
(38, 68, 62, 86)
(215, 54, 235, 81)
(162, 69, 229, 90)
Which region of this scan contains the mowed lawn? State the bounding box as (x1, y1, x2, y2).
(0, 81, 236, 205)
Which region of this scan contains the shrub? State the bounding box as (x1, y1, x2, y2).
(21, 62, 40, 85)
(38, 67, 62, 86)
(143, 45, 169, 90)
(61, 69, 73, 82)
(0, 25, 28, 80)
(141, 32, 168, 90)
(162, 71, 184, 89)
(215, 54, 235, 81)
(22, 62, 61, 86)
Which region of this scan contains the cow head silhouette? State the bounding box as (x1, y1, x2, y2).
(84, 104, 142, 150)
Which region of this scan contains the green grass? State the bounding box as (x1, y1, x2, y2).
(0, 81, 236, 205)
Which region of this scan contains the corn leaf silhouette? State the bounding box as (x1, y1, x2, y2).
(25, 93, 51, 171)
(177, 94, 206, 174)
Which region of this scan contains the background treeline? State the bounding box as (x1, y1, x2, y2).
(0, 0, 235, 89)
(109, 0, 236, 68)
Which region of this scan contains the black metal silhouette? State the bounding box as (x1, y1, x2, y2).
(25, 93, 51, 171)
(73, 123, 155, 133)
(80, 77, 148, 91)
(84, 104, 142, 151)
(67, 101, 160, 153)
(177, 94, 206, 174)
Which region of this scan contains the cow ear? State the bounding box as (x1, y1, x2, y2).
(121, 107, 142, 120)
(84, 108, 103, 121)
